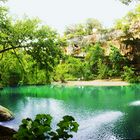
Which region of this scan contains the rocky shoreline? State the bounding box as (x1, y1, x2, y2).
(0, 125, 16, 140)
(0, 105, 14, 122)
(0, 105, 16, 139)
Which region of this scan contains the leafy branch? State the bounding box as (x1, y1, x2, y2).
(13, 114, 79, 140)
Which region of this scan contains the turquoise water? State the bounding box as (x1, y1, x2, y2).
(0, 85, 140, 139)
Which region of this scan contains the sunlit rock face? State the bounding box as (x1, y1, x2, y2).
(0, 105, 14, 122)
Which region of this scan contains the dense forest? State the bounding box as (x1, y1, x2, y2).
(0, 1, 140, 87)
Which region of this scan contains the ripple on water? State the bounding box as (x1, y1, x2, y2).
(73, 111, 123, 140)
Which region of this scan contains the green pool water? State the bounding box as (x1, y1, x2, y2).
(0, 84, 140, 139)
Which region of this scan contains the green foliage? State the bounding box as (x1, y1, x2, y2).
(86, 43, 104, 65)
(97, 59, 109, 79)
(82, 62, 94, 80)
(56, 115, 79, 139)
(0, 4, 140, 86)
(121, 66, 139, 83)
(109, 45, 124, 64)
(0, 7, 12, 47)
(64, 18, 102, 39)
(109, 45, 125, 76)
(27, 68, 46, 85)
(115, 4, 140, 37)
(85, 43, 105, 76)
(54, 57, 84, 82)
(53, 63, 70, 82)
(0, 50, 49, 86)
(66, 57, 84, 78)
(0, 52, 23, 86)
(0, 6, 63, 85)
(64, 24, 86, 39)
(85, 18, 102, 35)
(13, 114, 79, 140)
(113, 4, 140, 80)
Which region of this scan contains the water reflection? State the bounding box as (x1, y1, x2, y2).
(0, 84, 140, 139)
(75, 111, 123, 140)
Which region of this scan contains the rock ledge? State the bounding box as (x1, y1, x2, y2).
(0, 105, 14, 122)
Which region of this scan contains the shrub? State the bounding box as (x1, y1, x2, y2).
(85, 43, 105, 76)
(97, 59, 109, 79)
(53, 57, 84, 82)
(109, 45, 125, 76)
(13, 114, 79, 140)
(8, 71, 22, 86)
(86, 43, 104, 67)
(121, 66, 139, 83)
(53, 63, 70, 82)
(67, 57, 84, 79)
(82, 62, 94, 80)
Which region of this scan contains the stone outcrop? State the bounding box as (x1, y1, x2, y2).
(0, 125, 16, 140)
(0, 105, 14, 122)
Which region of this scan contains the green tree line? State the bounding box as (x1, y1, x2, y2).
(0, 3, 140, 87)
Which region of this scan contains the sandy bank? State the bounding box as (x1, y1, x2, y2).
(53, 79, 129, 86)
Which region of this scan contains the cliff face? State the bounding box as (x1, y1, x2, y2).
(67, 33, 139, 54)
(65, 28, 140, 71)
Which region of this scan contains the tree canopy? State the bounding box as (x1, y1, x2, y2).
(64, 18, 102, 39)
(0, 6, 64, 85)
(0, 2, 140, 86)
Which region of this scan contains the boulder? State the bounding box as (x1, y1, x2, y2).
(0, 105, 14, 122)
(0, 125, 16, 140)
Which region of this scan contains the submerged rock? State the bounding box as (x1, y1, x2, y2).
(0, 105, 14, 122)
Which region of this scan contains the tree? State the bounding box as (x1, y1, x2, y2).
(109, 45, 125, 76)
(0, 7, 63, 84)
(64, 18, 102, 39)
(54, 56, 84, 82)
(114, 4, 140, 65)
(26, 25, 62, 82)
(0, 51, 24, 86)
(85, 43, 105, 77)
(85, 18, 102, 35)
(64, 24, 86, 39)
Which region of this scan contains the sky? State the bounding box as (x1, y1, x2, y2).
(5, 0, 137, 33)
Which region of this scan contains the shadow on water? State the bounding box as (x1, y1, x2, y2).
(0, 84, 140, 139)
